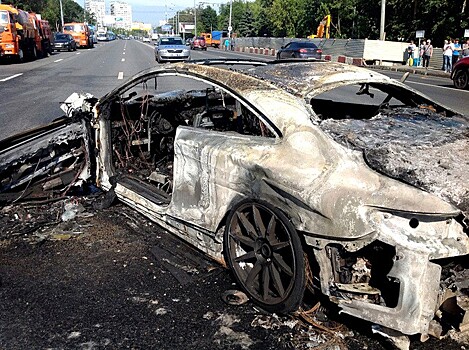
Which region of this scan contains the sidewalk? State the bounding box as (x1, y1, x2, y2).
(214, 46, 452, 79)
(369, 64, 451, 79)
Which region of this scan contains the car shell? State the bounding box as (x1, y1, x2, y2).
(53, 33, 77, 52)
(1, 61, 468, 343)
(451, 56, 469, 89)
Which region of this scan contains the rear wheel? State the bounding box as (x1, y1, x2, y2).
(453, 70, 469, 89)
(223, 199, 305, 313)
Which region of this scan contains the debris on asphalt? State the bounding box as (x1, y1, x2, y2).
(221, 289, 249, 306)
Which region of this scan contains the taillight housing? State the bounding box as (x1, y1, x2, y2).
(317, 49, 322, 53)
(299, 48, 307, 53)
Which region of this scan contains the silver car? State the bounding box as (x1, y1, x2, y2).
(154, 36, 190, 63)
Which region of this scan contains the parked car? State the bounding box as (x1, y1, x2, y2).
(143, 37, 151, 43)
(154, 36, 190, 63)
(1, 60, 468, 345)
(190, 36, 207, 50)
(276, 41, 322, 60)
(451, 56, 469, 89)
(53, 33, 77, 52)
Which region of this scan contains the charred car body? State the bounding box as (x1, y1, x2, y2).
(1, 60, 468, 344)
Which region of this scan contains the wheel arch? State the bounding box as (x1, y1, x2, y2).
(215, 194, 310, 252)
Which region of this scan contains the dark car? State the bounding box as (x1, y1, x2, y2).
(276, 41, 322, 60)
(451, 56, 469, 89)
(190, 36, 207, 50)
(53, 33, 77, 52)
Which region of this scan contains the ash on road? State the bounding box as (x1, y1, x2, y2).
(0, 201, 464, 350)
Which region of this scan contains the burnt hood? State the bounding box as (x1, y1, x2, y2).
(320, 107, 469, 215)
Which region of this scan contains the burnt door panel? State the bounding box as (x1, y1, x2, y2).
(0, 117, 93, 203)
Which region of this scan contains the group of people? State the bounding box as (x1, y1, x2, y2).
(406, 40, 433, 68)
(407, 38, 469, 72)
(224, 37, 235, 51)
(442, 38, 469, 73)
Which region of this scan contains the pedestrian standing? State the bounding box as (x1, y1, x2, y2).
(463, 38, 469, 57)
(407, 40, 417, 66)
(230, 37, 235, 51)
(443, 40, 453, 73)
(422, 39, 433, 68)
(452, 38, 462, 66)
(419, 40, 426, 66)
(224, 38, 230, 51)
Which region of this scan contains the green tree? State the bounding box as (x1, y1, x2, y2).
(270, 0, 306, 37)
(218, 0, 245, 33)
(200, 6, 218, 32)
(251, 0, 274, 37)
(237, 4, 256, 37)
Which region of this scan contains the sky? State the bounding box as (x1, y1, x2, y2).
(74, 0, 224, 25)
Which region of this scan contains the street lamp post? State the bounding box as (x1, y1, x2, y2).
(194, 0, 197, 37)
(60, 0, 65, 29)
(228, 0, 232, 39)
(380, 0, 386, 40)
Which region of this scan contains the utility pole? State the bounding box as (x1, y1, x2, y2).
(194, 0, 197, 37)
(380, 0, 386, 40)
(60, 0, 65, 29)
(228, 0, 232, 39)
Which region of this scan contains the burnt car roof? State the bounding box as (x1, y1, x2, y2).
(99, 60, 396, 103)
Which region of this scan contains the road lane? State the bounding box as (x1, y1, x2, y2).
(0, 40, 155, 140)
(1, 40, 468, 141)
(374, 70, 469, 115)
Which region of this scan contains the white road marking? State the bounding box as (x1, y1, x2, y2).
(76, 52, 81, 55)
(407, 80, 467, 92)
(0, 73, 23, 82)
(122, 58, 125, 62)
(123, 52, 125, 55)
(118, 72, 124, 79)
(54, 58, 63, 62)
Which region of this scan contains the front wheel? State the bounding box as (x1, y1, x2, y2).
(453, 70, 469, 89)
(223, 199, 305, 313)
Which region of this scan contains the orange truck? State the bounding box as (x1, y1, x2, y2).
(201, 31, 222, 48)
(0, 4, 52, 61)
(63, 22, 94, 48)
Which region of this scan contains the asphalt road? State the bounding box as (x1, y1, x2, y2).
(1, 39, 469, 141)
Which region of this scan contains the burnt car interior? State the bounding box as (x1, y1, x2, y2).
(107, 75, 275, 204)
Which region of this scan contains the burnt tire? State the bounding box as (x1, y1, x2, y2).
(223, 199, 305, 314)
(453, 70, 469, 89)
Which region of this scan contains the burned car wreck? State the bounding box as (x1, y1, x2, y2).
(1, 60, 468, 346)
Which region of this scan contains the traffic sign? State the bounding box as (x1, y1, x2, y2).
(228, 26, 232, 32)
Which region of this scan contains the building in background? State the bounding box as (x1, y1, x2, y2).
(110, 1, 132, 30)
(85, 0, 106, 27)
